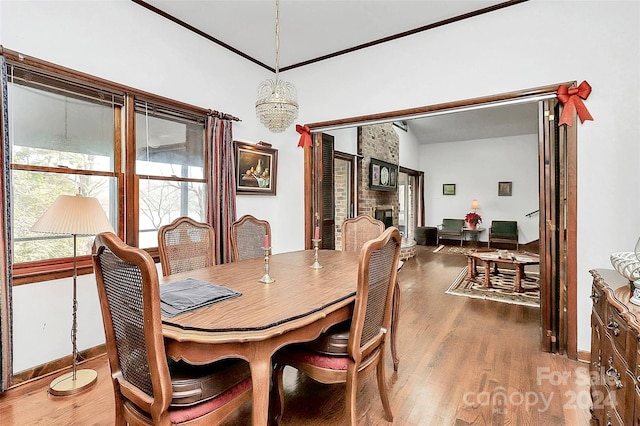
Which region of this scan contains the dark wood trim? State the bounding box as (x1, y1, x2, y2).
(115, 106, 126, 238)
(335, 151, 356, 219)
(303, 138, 314, 249)
(12, 257, 95, 286)
(10, 344, 106, 388)
(12, 249, 160, 286)
(305, 83, 573, 130)
(10, 164, 117, 178)
(128, 0, 528, 73)
(1, 46, 237, 119)
(302, 82, 579, 358)
(566, 111, 578, 360)
(280, 0, 529, 72)
(419, 172, 425, 226)
(130, 0, 274, 72)
(124, 95, 138, 247)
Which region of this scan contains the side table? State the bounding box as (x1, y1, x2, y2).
(462, 227, 485, 246)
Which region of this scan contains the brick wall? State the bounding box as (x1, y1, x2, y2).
(334, 158, 349, 249)
(359, 123, 399, 226)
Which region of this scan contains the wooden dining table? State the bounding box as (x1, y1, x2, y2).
(160, 249, 360, 426)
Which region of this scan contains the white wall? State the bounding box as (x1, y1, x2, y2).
(0, 0, 304, 371)
(421, 134, 539, 243)
(2, 0, 639, 369)
(397, 125, 421, 172)
(286, 0, 640, 353)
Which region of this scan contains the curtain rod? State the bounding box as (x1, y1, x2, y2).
(208, 109, 241, 122)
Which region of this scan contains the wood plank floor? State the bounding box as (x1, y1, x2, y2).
(0, 245, 592, 425)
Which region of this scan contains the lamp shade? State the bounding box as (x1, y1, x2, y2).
(470, 199, 480, 210)
(31, 194, 114, 236)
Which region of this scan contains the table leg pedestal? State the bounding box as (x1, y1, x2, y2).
(468, 257, 477, 280)
(515, 265, 524, 293)
(249, 353, 273, 426)
(484, 262, 492, 288)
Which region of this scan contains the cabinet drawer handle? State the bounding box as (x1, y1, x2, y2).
(607, 367, 624, 389)
(606, 319, 620, 336)
(590, 292, 600, 304)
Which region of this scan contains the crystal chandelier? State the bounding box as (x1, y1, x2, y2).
(256, 0, 298, 133)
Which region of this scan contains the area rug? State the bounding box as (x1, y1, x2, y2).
(433, 245, 470, 255)
(446, 266, 540, 307)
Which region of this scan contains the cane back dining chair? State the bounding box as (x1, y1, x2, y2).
(157, 217, 215, 277)
(271, 227, 401, 426)
(342, 214, 402, 371)
(93, 232, 252, 426)
(229, 214, 271, 261)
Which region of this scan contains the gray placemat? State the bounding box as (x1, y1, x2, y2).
(160, 278, 241, 317)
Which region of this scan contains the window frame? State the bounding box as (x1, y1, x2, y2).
(3, 49, 211, 285)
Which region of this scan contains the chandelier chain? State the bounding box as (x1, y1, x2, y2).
(255, 0, 298, 133)
(274, 0, 280, 81)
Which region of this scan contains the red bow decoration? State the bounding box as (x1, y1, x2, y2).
(557, 81, 594, 126)
(296, 124, 312, 148)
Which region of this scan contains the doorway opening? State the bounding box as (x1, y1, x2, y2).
(303, 83, 577, 358)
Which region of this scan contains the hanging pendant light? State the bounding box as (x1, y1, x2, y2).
(256, 0, 298, 133)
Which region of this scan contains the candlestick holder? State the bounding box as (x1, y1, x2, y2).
(258, 246, 275, 283)
(310, 238, 323, 269)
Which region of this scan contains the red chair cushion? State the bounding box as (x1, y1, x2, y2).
(168, 377, 251, 424)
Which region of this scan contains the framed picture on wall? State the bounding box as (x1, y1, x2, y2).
(369, 158, 397, 192)
(234, 141, 278, 195)
(443, 184, 456, 195)
(498, 181, 512, 196)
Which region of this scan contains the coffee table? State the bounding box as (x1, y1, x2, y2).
(466, 250, 540, 292)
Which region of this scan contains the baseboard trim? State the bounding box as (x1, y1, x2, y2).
(10, 344, 106, 388)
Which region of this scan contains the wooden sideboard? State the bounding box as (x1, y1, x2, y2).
(590, 269, 640, 425)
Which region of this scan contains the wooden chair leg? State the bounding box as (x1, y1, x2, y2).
(376, 351, 393, 421)
(269, 362, 286, 425)
(391, 279, 401, 371)
(345, 366, 359, 426)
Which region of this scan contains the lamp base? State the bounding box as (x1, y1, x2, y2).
(48, 368, 98, 396)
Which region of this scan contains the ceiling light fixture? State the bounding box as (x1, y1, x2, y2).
(255, 0, 298, 133)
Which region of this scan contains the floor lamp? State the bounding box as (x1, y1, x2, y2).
(30, 194, 114, 396)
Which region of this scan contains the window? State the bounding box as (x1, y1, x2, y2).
(135, 100, 207, 248)
(4, 58, 210, 283)
(7, 65, 121, 266)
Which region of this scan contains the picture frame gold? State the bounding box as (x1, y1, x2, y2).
(234, 141, 278, 195)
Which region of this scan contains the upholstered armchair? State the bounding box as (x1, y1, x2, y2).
(437, 218, 465, 246)
(488, 220, 519, 250)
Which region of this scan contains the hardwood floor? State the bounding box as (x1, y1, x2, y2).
(0, 245, 591, 425)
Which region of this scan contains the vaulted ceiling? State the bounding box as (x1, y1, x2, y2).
(135, 0, 538, 143)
